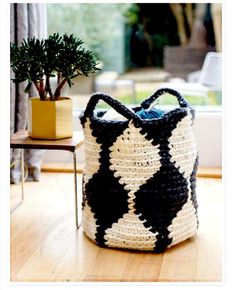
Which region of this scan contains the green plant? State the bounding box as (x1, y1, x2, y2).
(10, 33, 99, 100)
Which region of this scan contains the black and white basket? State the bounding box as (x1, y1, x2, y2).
(80, 88, 198, 252)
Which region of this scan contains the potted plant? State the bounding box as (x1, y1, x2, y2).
(10, 33, 99, 139)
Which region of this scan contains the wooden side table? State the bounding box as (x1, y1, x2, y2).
(10, 130, 84, 229)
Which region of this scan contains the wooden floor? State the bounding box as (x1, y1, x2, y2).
(10, 172, 222, 282)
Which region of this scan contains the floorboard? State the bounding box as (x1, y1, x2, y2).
(10, 173, 222, 282)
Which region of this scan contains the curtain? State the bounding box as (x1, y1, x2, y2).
(10, 3, 47, 183)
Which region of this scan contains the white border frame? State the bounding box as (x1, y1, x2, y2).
(1, 1, 231, 289)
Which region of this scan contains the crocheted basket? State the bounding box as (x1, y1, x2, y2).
(80, 88, 198, 252)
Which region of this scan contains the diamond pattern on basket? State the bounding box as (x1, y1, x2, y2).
(168, 111, 198, 179)
(104, 212, 157, 250)
(109, 121, 162, 192)
(168, 179, 198, 247)
(83, 118, 102, 185)
(80, 89, 199, 252)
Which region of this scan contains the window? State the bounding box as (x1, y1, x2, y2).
(47, 3, 222, 110)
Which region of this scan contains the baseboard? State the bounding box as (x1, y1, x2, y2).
(197, 167, 222, 178)
(41, 162, 84, 173)
(41, 162, 222, 179)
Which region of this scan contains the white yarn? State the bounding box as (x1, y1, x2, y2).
(101, 108, 127, 121)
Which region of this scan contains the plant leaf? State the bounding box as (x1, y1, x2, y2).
(24, 82, 32, 93)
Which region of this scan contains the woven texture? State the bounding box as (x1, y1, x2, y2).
(80, 88, 198, 252)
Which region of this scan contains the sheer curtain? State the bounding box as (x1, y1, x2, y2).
(10, 3, 47, 183)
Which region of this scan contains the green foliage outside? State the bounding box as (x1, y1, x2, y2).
(97, 90, 221, 109)
(47, 3, 131, 68)
(47, 4, 222, 108)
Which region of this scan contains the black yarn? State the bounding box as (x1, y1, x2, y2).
(83, 117, 129, 246)
(134, 110, 189, 251)
(190, 156, 199, 227)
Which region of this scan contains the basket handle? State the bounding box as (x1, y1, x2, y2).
(140, 88, 190, 109)
(82, 92, 141, 122)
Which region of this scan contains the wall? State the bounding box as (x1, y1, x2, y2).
(193, 111, 221, 167)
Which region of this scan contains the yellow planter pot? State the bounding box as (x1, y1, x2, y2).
(28, 97, 73, 140)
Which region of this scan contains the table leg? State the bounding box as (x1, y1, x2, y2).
(73, 151, 79, 229)
(21, 149, 24, 201)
